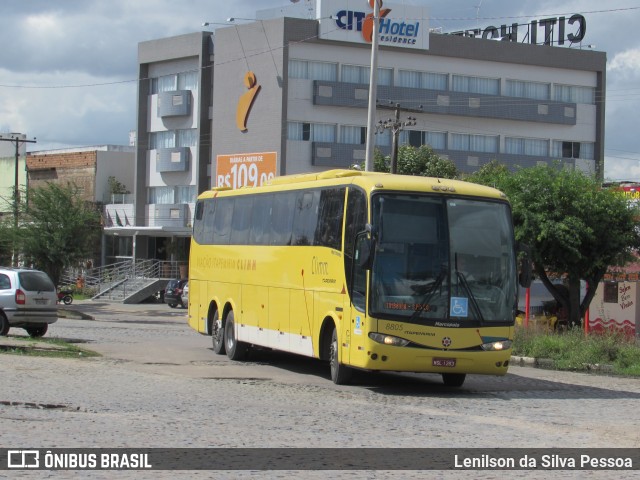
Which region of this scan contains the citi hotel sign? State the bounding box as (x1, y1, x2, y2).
(320, 0, 429, 50)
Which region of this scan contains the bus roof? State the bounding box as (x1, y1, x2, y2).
(199, 169, 507, 201)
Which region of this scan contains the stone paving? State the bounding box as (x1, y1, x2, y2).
(1, 301, 639, 479)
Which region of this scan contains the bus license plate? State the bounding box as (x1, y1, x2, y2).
(432, 358, 456, 368)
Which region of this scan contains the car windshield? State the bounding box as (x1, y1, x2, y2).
(369, 194, 517, 325)
(19, 272, 55, 292)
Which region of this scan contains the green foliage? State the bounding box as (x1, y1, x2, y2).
(107, 176, 129, 195)
(464, 160, 511, 190)
(468, 162, 640, 325)
(373, 145, 459, 179)
(513, 327, 640, 375)
(18, 182, 102, 286)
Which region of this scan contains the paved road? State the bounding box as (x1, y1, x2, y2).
(2, 301, 640, 479)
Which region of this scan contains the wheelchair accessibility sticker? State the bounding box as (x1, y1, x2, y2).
(354, 316, 362, 335)
(450, 297, 468, 317)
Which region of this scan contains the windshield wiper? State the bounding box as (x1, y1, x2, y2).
(408, 268, 446, 323)
(455, 269, 485, 323)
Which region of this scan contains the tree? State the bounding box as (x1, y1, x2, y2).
(18, 182, 102, 286)
(373, 145, 459, 179)
(470, 162, 640, 327)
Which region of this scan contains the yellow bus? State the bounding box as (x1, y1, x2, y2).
(188, 169, 524, 386)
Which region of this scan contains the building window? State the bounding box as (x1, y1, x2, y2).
(150, 129, 197, 149)
(177, 71, 198, 90)
(340, 126, 366, 145)
(554, 84, 595, 104)
(397, 70, 447, 90)
(603, 283, 618, 304)
(451, 75, 499, 95)
(177, 129, 198, 147)
(289, 59, 337, 81)
(151, 72, 198, 94)
(505, 137, 549, 157)
(287, 122, 336, 142)
(400, 130, 446, 150)
(451, 133, 498, 153)
(148, 186, 174, 204)
(148, 185, 196, 205)
(176, 186, 196, 203)
(505, 80, 550, 100)
(341, 65, 392, 86)
(149, 131, 174, 149)
(552, 141, 595, 160)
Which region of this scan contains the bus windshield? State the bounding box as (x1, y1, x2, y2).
(369, 194, 517, 325)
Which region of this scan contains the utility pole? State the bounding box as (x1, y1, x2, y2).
(0, 135, 37, 265)
(375, 104, 417, 173)
(364, 0, 381, 172)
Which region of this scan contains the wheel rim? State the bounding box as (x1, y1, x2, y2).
(212, 316, 222, 346)
(330, 331, 338, 372)
(225, 319, 235, 352)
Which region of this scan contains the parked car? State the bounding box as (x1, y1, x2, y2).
(0, 267, 58, 337)
(182, 282, 189, 306)
(164, 279, 188, 308)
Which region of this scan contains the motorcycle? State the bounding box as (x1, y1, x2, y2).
(57, 288, 74, 305)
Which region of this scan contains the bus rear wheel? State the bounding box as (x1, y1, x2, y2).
(330, 327, 352, 385)
(211, 310, 225, 355)
(224, 311, 248, 361)
(442, 373, 466, 387)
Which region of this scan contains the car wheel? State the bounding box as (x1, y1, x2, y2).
(211, 310, 225, 355)
(25, 324, 48, 338)
(0, 313, 9, 336)
(224, 311, 248, 360)
(330, 326, 353, 385)
(442, 373, 466, 387)
(168, 303, 177, 308)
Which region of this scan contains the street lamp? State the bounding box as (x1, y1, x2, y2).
(375, 104, 417, 174)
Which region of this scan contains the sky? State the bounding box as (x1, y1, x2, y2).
(0, 0, 639, 181)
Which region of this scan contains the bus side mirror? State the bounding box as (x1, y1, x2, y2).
(517, 243, 532, 288)
(355, 233, 374, 270)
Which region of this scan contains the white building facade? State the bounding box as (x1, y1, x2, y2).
(119, 1, 605, 264)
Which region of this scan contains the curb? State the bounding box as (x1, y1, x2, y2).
(511, 355, 615, 373)
(57, 308, 95, 321)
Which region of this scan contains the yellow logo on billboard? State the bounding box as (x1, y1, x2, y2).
(236, 71, 261, 132)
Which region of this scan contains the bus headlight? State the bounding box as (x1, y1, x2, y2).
(369, 332, 410, 347)
(481, 340, 512, 351)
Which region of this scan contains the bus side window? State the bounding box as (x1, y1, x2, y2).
(230, 196, 253, 245)
(198, 198, 216, 245)
(315, 188, 345, 250)
(292, 191, 319, 246)
(249, 194, 272, 246)
(213, 197, 233, 245)
(270, 192, 296, 246)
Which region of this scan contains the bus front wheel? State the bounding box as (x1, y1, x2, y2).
(211, 310, 225, 355)
(330, 327, 353, 385)
(442, 373, 466, 387)
(224, 311, 248, 361)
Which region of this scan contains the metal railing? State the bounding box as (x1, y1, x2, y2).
(61, 259, 188, 296)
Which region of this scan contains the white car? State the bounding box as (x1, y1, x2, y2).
(0, 267, 58, 337)
(181, 282, 189, 307)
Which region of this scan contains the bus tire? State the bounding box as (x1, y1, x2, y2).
(330, 326, 352, 385)
(211, 309, 225, 355)
(224, 311, 248, 361)
(442, 373, 466, 387)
